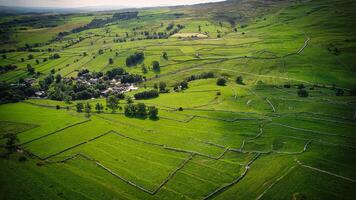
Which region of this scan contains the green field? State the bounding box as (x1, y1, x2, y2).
(0, 0, 356, 199)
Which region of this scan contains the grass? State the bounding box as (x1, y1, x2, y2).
(0, 0, 356, 199)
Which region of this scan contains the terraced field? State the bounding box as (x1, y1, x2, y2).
(0, 0, 356, 199)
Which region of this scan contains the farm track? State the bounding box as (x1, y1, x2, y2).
(295, 159, 356, 183)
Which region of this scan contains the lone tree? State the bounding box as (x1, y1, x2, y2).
(148, 106, 158, 119)
(76, 103, 84, 112)
(159, 81, 167, 92)
(4, 133, 19, 152)
(27, 64, 35, 75)
(109, 58, 114, 64)
(162, 52, 168, 60)
(141, 64, 148, 74)
(106, 95, 119, 113)
(235, 76, 244, 85)
(85, 102, 91, 117)
(216, 78, 227, 86)
(28, 54, 34, 60)
(152, 61, 160, 72)
(336, 88, 344, 96)
(298, 89, 309, 97)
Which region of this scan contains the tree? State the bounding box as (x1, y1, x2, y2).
(106, 95, 119, 113)
(109, 58, 114, 64)
(76, 103, 84, 112)
(126, 96, 133, 104)
(152, 61, 160, 72)
(85, 102, 91, 117)
(148, 106, 158, 119)
(235, 76, 244, 85)
(27, 64, 35, 75)
(134, 90, 159, 100)
(136, 103, 147, 117)
(162, 52, 168, 60)
(298, 89, 308, 97)
(35, 59, 39, 64)
(141, 64, 148, 74)
(4, 133, 19, 152)
(55, 74, 62, 83)
(126, 52, 144, 66)
(159, 81, 167, 92)
(2, 54, 6, 59)
(98, 49, 104, 55)
(51, 53, 60, 59)
(336, 88, 344, 96)
(28, 54, 34, 60)
(216, 78, 227, 86)
(180, 81, 188, 90)
(95, 103, 104, 113)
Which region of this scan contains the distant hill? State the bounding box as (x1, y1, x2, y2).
(0, 5, 130, 15)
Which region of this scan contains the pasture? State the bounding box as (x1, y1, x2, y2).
(0, 0, 356, 199)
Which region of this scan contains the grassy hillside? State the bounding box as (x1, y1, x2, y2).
(0, 0, 356, 199)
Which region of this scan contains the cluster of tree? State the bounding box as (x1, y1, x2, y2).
(106, 95, 121, 113)
(134, 90, 159, 100)
(185, 72, 215, 82)
(0, 64, 17, 74)
(49, 53, 61, 60)
(105, 67, 143, 83)
(0, 14, 63, 29)
(153, 82, 169, 93)
(124, 103, 158, 119)
(166, 23, 174, 31)
(0, 82, 36, 103)
(173, 81, 188, 92)
(126, 52, 144, 66)
(75, 102, 92, 117)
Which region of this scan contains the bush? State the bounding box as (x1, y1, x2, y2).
(216, 78, 227, 86)
(56, 105, 60, 110)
